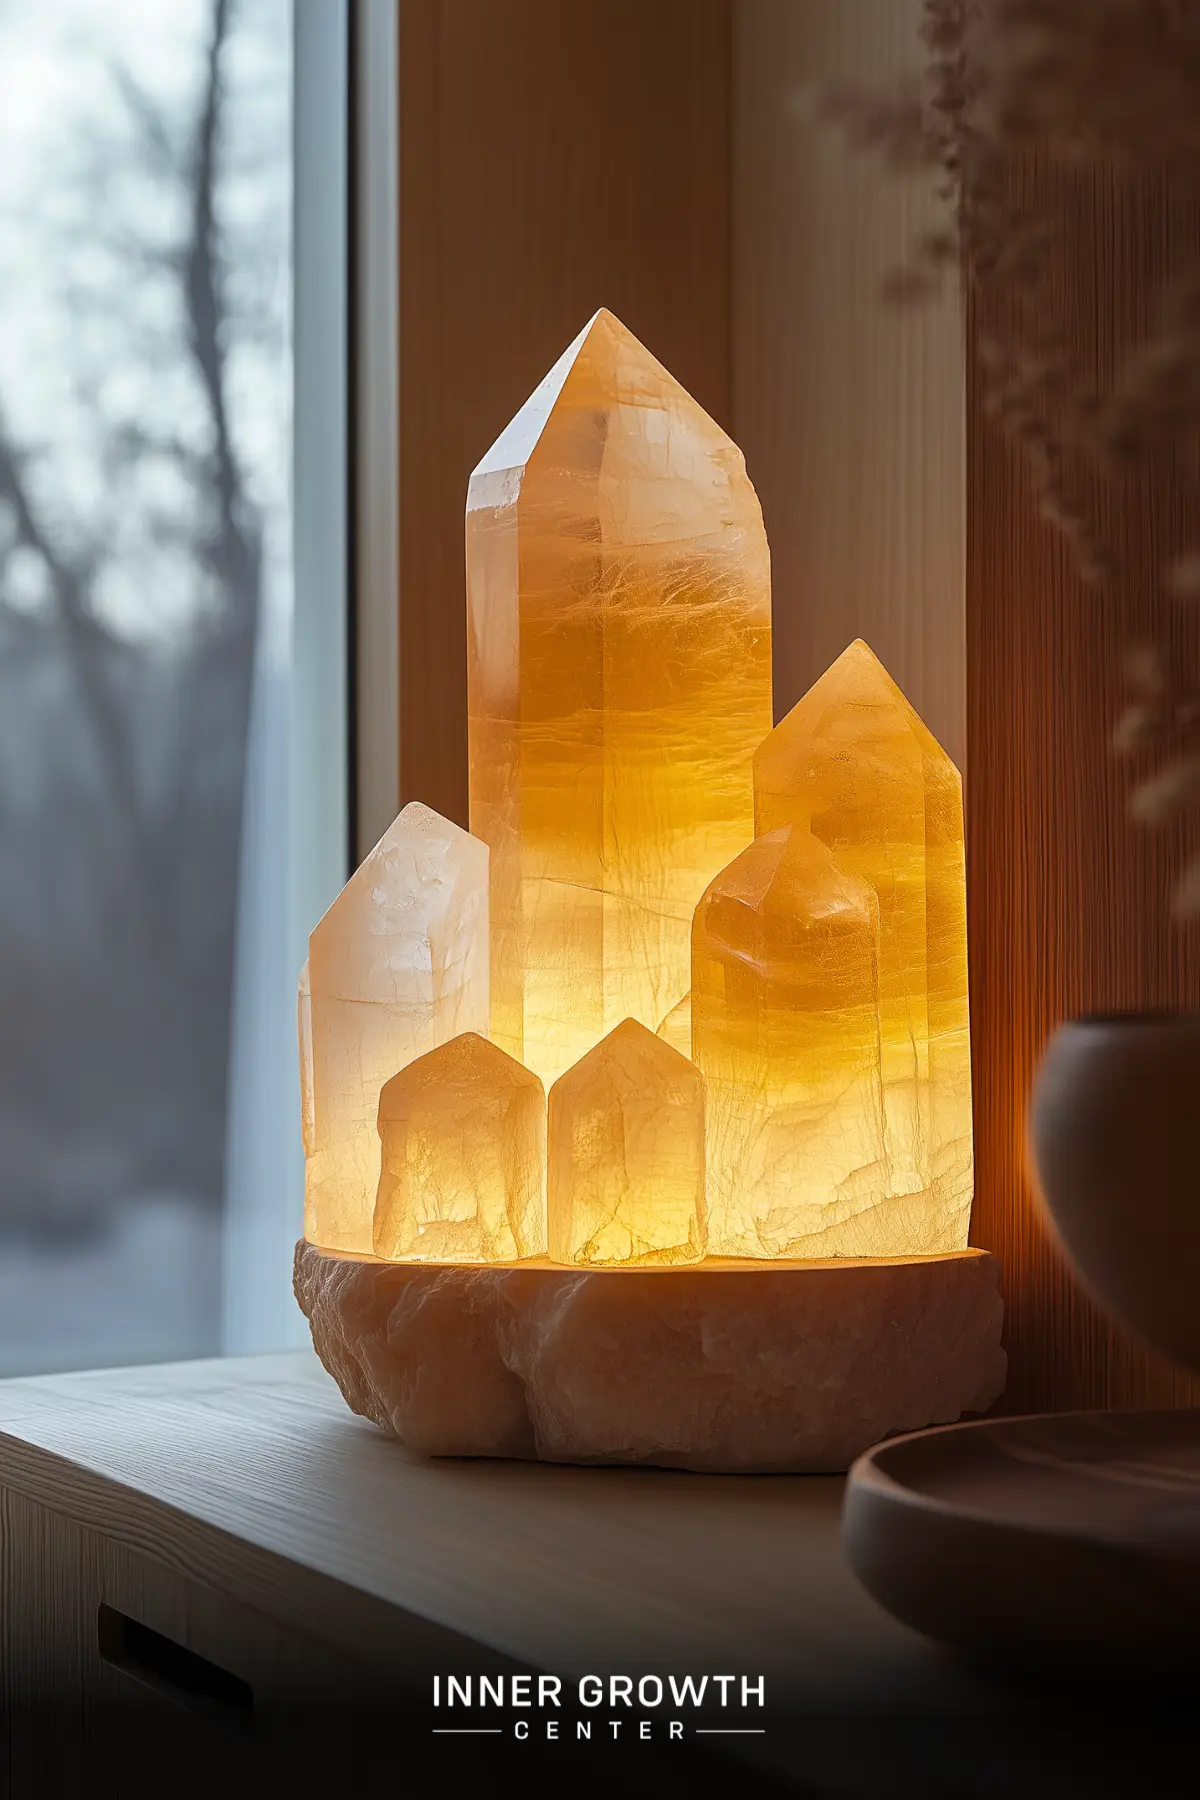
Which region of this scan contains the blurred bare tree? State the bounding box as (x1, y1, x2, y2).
(0, 0, 287, 1253)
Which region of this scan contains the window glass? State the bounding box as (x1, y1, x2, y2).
(0, 0, 291, 1372)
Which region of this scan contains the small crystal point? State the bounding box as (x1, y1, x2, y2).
(374, 1032, 546, 1263)
(693, 826, 890, 1256)
(305, 801, 489, 1253)
(752, 640, 973, 1239)
(547, 1017, 706, 1266)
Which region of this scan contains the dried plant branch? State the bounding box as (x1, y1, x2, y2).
(829, 0, 1200, 914)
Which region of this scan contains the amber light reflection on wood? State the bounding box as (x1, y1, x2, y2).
(466, 308, 773, 1092)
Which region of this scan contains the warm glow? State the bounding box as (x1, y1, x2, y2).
(301, 321, 973, 1269)
(547, 1019, 706, 1266)
(374, 1033, 545, 1263)
(305, 802, 489, 1253)
(693, 825, 890, 1257)
(655, 991, 692, 1058)
(750, 639, 973, 1249)
(465, 307, 773, 1092)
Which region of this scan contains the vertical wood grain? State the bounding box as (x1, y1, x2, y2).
(733, 0, 966, 765)
(397, 0, 732, 829)
(967, 153, 1200, 1411)
(392, 5, 1198, 1411)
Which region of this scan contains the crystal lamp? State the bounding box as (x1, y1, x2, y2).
(294, 311, 1005, 1472)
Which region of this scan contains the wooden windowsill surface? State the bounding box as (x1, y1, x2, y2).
(0, 1351, 1190, 1796)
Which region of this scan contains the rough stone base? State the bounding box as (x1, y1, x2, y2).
(294, 1241, 1006, 1474)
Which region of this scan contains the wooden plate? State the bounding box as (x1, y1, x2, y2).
(843, 1408, 1200, 1673)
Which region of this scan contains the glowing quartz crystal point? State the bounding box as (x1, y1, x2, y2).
(547, 1018, 706, 1266)
(692, 826, 892, 1256)
(752, 640, 973, 1242)
(466, 308, 773, 1091)
(373, 1033, 546, 1263)
(304, 802, 489, 1254)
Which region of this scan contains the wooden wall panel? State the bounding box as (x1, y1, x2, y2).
(733, 0, 966, 764)
(397, 0, 732, 828)
(735, 6, 1200, 1411)
(967, 154, 1200, 1411)
(393, 3, 1199, 1412)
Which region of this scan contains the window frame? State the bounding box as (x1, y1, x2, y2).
(348, 0, 400, 860)
(221, 0, 352, 1354)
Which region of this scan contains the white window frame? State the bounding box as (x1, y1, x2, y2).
(349, 0, 400, 856)
(222, 0, 351, 1352)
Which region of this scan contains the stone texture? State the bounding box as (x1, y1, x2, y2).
(305, 802, 489, 1254)
(693, 826, 895, 1258)
(548, 1018, 706, 1266)
(374, 1033, 546, 1264)
(753, 640, 973, 1242)
(466, 307, 773, 1091)
(295, 1240, 1007, 1473)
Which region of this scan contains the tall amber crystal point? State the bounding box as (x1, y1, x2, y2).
(753, 640, 973, 1240)
(547, 1018, 706, 1267)
(374, 1033, 546, 1264)
(305, 802, 489, 1254)
(467, 308, 773, 1091)
(693, 826, 889, 1257)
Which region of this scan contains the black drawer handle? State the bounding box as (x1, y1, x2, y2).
(97, 1605, 254, 1733)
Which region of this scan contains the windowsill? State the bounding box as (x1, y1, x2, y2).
(0, 1352, 1190, 1793)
